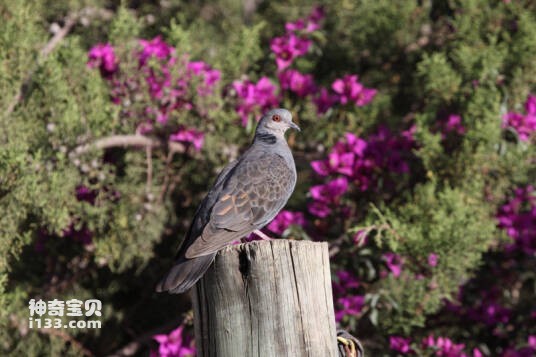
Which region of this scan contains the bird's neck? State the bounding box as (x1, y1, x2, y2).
(254, 130, 287, 146)
(255, 132, 278, 145)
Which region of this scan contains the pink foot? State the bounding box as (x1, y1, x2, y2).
(253, 229, 274, 241)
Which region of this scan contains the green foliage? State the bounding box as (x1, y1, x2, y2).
(373, 184, 496, 332)
(1, 0, 535, 355)
(109, 4, 141, 45)
(418, 53, 462, 104)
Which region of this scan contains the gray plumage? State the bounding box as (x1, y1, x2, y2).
(156, 108, 300, 294)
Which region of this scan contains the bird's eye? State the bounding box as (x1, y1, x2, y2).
(272, 115, 281, 122)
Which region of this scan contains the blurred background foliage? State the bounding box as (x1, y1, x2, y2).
(1, 0, 535, 356)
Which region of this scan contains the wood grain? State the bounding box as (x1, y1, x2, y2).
(192, 240, 338, 357)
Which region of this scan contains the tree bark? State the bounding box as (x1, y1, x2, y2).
(192, 240, 338, 357)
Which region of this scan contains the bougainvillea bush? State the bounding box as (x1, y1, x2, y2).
(1, 0, 535, 356)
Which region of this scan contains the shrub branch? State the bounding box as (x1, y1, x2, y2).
(71, 135, 186, 156)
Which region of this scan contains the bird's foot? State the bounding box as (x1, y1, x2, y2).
(253, 230, 274, 241)
(337, 330, 364, 357)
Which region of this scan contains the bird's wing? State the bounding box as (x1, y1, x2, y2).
(185, 152, 296, 258)
(173, 158, 239, 260)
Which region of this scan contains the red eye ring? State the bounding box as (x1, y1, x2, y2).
(272, 114, 281, 122)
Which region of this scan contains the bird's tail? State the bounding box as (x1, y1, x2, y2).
(156, 253, 216, 294)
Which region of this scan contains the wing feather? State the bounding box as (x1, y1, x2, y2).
(185, 152, 295, 258)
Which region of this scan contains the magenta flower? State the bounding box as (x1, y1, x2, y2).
(270, 34, 312, 71)
(383, 252, 403, 277)
(335, 295, 365, 322)
(232, 77, 279, 126)
(169, 128, 205, 152)
(187, 61, 221, 96)
(311, 133, 366, 178)
(313, 87, 337, 114)
(308, 177, 349, 218)
(503, 94, 536, 141)
(461, 284, 512, 327)
(285, 6, 325, 33)
(139, 36, 175, 65)
(331, 75, 377, 107)
(496, 185, 536, 254)
(267, 210, 306, 235)
(332, 270, 360, 296)
(278, 69, 316, 97)
(428, 253, 439, 267)
(480, 303, 511, 326)
(529, 336, 536, 350)
(156, 112, 168, 124)
(187, 61, 209, 75)
(422, 335, 466, 357)
(285, 19, 308, 32)
(270, 6, 324, 71)
(75, 185, 97, 205)
(87, 43, 118, 78)
(390, 336, 413, 354)
(152, 325, 195, 357)
(441, 114, 466, 137)
(310, 127, 415, 192)
(308, 5, 326, 25)
(502, 347, 535, 357)
(307, 202, 330, 219)
(332, 270, 364, 322)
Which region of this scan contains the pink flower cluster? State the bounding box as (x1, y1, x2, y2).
(279, 71, 377, 114)
(314, 88, 338, 114)
(277, 71, 377, 114)
(87, 43, 118, 78)
(308, 177, 349, 218)
(232, 77, 280, 126)
(472, 301, 511, 327)
(502, 336, 536, 357)
(266, 210, 306, 235)
(390, 335, 485, 357)
(444, 284, 511, 329)
(440, 114, 466, 138)
(309, 127, 416, 217)
(170, 128, 205, 152)
(503, 94, 536, 142)
(138, 36, 175, 65)
(278, 69, 316, 98)
(332, 270, 365, 322)
(496, 185, 536, 255)
(428, 253, 439, 267)
(444, 286, 513, 336)
(270, 6, 324, 71)
(331, 75, 377, 108)
(232, 5, 376, 123)
(382, 252, 404, 278)
(151, 325, 195, 357)
(135, 37, 220, 123)
(390, 336, 412, 354)
(422, 335, 476, 357)
(88, 36, 221, 151)
(268, 6, 376, 115)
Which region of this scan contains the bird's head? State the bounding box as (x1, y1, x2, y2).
(255, 108, 300, 139)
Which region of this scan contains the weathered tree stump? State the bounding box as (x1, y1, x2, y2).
(192, 240, 338, 357)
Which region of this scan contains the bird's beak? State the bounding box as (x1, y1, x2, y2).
(289, 122, 301, 132)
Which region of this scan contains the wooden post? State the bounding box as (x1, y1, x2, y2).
(192, 240, 338, 357)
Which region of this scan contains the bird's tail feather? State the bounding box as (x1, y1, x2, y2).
(156, 253, 216, 294)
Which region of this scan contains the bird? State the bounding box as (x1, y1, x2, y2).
(156, 108, 300, 294)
